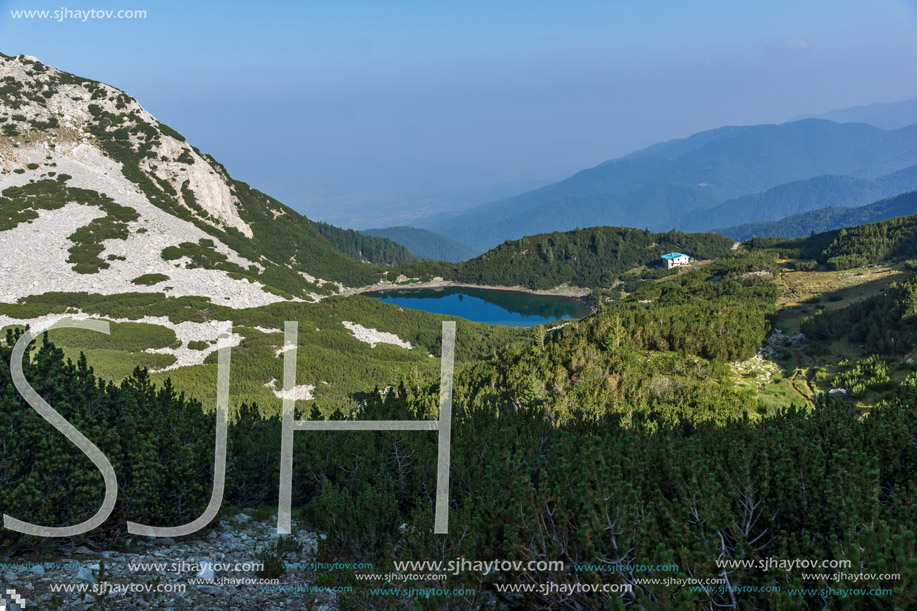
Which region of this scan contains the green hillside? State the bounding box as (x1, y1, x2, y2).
(0, 291, 527, 415)
(749, 213, 917, 269)
(363, 226, 478, 261)
(717, 190, 917, 241)
(312, 221, 423, 265)
(6, 245, 915, 607)
(401, 226, 735, 290)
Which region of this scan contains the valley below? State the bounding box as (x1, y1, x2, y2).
(0, 52, 915, 610)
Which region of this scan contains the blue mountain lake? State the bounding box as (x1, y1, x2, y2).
(368, 286, 591, 327)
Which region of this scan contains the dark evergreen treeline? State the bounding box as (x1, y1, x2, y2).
(399, 226, 735, 289)
(1, 294, 914, 607)
(802, 274, 917, 354)
(362, 226, 479, 262)
(293, 385, 915, 609)
(0, 333, 217, 554)
(748, 213, 917, 270)
(312, 221, 424, 266)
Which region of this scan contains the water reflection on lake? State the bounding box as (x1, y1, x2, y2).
(369, 287, 590, 327)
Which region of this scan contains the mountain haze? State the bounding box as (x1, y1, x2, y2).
(680, 165, 917, 231)
(793, 97, 917, 130)
(717, 190, 917, 241)
(362, 226, 478, 261)
(0, 53, 390, 307)
(424, 120, 917, 251)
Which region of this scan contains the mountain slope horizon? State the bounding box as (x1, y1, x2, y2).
(418, 118, 917, 252)
(715, 190, 917, 241)
(791, 96, 917, 130)
(0, 52, 397, 307)
(362, 226, 478, 261)
(679, 164, 917, 232)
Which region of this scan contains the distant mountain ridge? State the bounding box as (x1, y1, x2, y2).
(716, 190, 917, 241)
(680, 165, 917, 231)
(362, 226, 478, 261)
(792, 97, 917, 130)
(422, 119, 917, 251)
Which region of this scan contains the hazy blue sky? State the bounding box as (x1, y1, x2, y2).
(2, 0, 917, 227)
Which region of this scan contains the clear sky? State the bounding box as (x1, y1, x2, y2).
(2, 0, 917, 227)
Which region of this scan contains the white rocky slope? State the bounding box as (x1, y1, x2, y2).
(0, 53, 344, 308)
(0, 54, 251, 236)
(0, 141, 283, 308)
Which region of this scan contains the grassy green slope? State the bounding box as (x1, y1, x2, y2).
(399, 226, 735, 289)
(748, 213, 917, 269)
(1, 291, 529, 415)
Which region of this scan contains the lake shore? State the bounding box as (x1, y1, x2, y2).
(342, 278, 593, 299)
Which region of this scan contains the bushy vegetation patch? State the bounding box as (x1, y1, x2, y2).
(0, 177, 139, 273)
(45, 320, 176, 352)
(130, 273, 169, 286)
(802, 274, 917, 355)
(751, 214, 917, 267)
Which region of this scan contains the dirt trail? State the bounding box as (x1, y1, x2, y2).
(788, 347, 816, 407)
